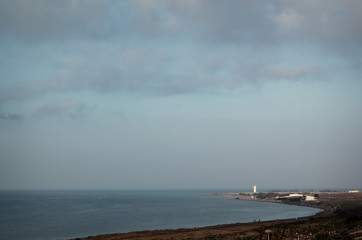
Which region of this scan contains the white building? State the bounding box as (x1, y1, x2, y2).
(348, 190, 360, 193)
(289, 193, 303, 197)
(305, 195, 316, 201)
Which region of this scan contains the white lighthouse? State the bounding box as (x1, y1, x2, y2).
(253, 185, 257, 193)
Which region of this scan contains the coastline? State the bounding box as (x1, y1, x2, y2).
(71, 192, 362, 240)
(204, 192, 328, 215)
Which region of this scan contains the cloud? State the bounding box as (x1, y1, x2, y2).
(1, 0, 361, 53)
(131, 0, 278, 44)
(0, 0, 361, 103)
(0, 59, 125, 105)
(272, 1, 362, 54)
(273, 8, 304, 32)
(1, 0, 360, 47)
(33, 99, 87, 120)
(270, 66, 320, 81)
(0, 113, 24, 121)
(131, 0, 362, 50)
(0, 0, 123, 42)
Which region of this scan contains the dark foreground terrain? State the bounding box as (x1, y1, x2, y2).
(72, 192, 362, 240)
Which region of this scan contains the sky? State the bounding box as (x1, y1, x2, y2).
(0, 0, 362, 190)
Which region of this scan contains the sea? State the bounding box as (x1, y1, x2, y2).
(0, 190, 322, 240)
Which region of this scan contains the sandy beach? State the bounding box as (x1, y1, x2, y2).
(71, 192, 362, 240)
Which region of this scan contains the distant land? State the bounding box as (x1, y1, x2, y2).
(72, 190, 362, 240)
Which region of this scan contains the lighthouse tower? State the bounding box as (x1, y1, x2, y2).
(253, 185, 257, 193)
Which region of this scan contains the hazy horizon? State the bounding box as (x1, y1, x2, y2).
(1, 0, 361, 190)
(1, 186, 358, 192)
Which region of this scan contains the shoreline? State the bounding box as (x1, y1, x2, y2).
(203, 191, 331, 218)
(71, 192, 362, 240)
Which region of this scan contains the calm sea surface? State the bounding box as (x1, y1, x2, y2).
(0, 190, 321, 240)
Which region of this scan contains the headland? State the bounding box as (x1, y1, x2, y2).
(71, 191, 362, 240)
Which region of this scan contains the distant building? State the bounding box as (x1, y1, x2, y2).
(289, 193, 303, 197)
(305, 195, 316, 201)
(348, 190, 360, 193)
(277, 193, 304, 202)
(253, 185, 256, 193)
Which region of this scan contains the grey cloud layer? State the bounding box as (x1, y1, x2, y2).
(0, 0, 122, 41)
(33, 99, 87, 120)
(0, 113, 24, 121)
(1, 0, 361, 47)
(0, 0, 361, 107)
